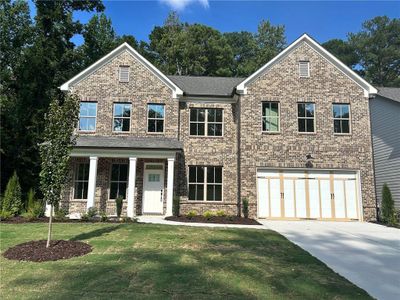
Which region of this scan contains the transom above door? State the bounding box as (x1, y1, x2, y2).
(142, 163, 164, 214)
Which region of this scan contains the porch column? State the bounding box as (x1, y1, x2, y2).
(166, 157, 175, 216)
(86, 156, 98, 211)
(127, 157, 137, 218)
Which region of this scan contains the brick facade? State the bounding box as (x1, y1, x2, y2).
(61, 41, 377, 221)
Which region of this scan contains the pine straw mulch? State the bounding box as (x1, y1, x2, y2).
(3, 240, 92, 262)
(165, 215, 261, 225)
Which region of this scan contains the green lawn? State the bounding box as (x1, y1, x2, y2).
(0, 223, 370, 299)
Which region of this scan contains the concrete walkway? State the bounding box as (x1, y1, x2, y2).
(260, 220, 400, 300)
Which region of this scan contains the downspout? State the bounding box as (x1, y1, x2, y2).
(368, 95, 379, 221)
(236, 93, 242, 217)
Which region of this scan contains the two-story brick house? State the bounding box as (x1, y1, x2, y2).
(59, 34, 378, 221)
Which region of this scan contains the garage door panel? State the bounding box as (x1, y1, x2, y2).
(309, 179, 320, 218)
(320, 180, 332, 218)
(270, 178, 281, 217)
(283, 179, 295, 217)
(257, 178, 269, 218)
(295, 179, 307, 218)
(345, 180, 358, 219)
(334, 180, 346, 218)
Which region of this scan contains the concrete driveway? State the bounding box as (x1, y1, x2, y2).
(260, 221, 400, 300)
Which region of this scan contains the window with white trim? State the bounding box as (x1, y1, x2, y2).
(79, 102, 97, 131)
(110, 164, 128, 199)
(333, 103, 350, 134)
(299, 61, 310, 77)
(147, 104, 165, 133)
(113, 103, 131, 132)
(262, 102, 280, 132)
(190, 108, 223, 136)
(298, 103, 315, 133)
(74, 163, 89, 199)
(188, 166, 222, 201)
(119, 66, 130, 82)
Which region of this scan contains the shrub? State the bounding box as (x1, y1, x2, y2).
(87, 207, 97, 218)
(186, 210, 197, 219)
(242, 198, 249, 218)
(100, 212, 108, 222)
(0, 210, 13, 221)
(203, 210, 214, 220)
(28, 202, 45, 218)
(173, 196, 180, 217)
(54, 208, 68, 220)
(115, 196, 124, 218)
(80, 213, 89, 221)
(21, 211, 36, 221)
(2, 171, 22, 215)
(27, 188, 36, 211)
(216, 210, 226, 217)
(381, 184, 396, 225)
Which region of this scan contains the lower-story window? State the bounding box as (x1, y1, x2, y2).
(188, 166, 222, 201)
(74, 163, 89, 199)
(110, 164, 128, 199)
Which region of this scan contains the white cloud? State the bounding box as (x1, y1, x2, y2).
(160, 0, 209, 11)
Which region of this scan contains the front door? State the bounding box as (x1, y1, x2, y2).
(142, 164, 164, 214)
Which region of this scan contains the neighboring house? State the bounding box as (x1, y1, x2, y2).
(59, 34, 378, 221)
(370, 88, 400, 210)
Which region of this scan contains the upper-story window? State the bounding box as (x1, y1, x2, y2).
(119, 66, 130, 82)
(147, 104, 165, 133)
(298, 103, 315, 133)
(113, 103, 131, 132)
(262, 102, 280, 132)
(299, 61, 310, 77)
(333, 104, 350, 134)
(190, 108, 223, 136)
(79, 102, 97, 132)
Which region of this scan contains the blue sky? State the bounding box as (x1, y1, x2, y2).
(28, 1, 400, 45)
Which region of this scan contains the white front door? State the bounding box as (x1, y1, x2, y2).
(142, 164, 164, 214)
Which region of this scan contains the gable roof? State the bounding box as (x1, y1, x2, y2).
(236, 33, 378, 97)
(168, 75, 245, 97)
(60, 43, 183, 98)
(377, 87, 400, 103)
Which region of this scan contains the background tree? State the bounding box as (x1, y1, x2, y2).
(40, 94, 80, 248)
(255, 20, 286, 67)
(349, 16, 400, 87)
(322, 39, 359, 68)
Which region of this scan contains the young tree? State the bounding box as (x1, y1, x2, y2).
(381, 183, 396, 225)
(40, 94, 80, 248)
(349, 16, 400, 87)
(1, 171, 22, 215)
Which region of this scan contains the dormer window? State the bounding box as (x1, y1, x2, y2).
(119, 66, 130, 82)
(299, 61, 310, 78)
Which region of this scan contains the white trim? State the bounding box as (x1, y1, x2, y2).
(60, 43, 183, 98)
(127, 157, 137, 218)
(236, 34, 377, 97)
(166, 158, 175, 216)
(86, 156, 98, 211)
(71, 148, 178, 159)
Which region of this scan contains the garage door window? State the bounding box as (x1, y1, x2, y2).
(188, 166, 222, 201)
(262, 102, 280, 132)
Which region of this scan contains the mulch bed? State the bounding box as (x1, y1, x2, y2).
(3, 240, 92, 262)
(165, 215, 261, 225)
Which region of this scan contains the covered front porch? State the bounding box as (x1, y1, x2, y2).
(61, 136, 182, 218)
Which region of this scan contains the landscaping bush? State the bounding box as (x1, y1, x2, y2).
(216, 210, 227, 217)
(21, 211, 36, 221)
(100, 212, 108, 222)
(381, 183, 396, 225)
(29, 202, 45, 218)
(80, 213, 89, 221)
(2, 171, 23, 215)
(186, 210, 197, 219)
(242, 198, 249, 218)
(87, 207, 97, 218)
(173, 196, 180, 217)
(115, 196, 123, 218)
(26, 188, 36, 211)
(54, 208, 68, 220)
(0, 210, 13, 221)
(203, 210, 214, 220)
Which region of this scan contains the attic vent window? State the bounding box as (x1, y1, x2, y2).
(119, 66, 130, 82)
(299, 61, 310, 78)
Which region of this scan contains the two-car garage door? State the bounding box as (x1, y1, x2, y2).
(257, 170, 361, 221)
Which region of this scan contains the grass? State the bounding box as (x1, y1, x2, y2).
(0, 223, 371, 299)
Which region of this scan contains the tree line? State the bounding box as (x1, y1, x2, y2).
(1, 0, 399, 202)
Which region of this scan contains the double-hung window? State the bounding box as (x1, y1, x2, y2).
(298, 103, 315, 133)
(188, 166, 222, 201)
(262, 102, 280, 132)
(190, 108, 223, 136)
(79, 102, 97, 131)
(113, 103, 131, 132)
(333, 104, 350, 134)
(74, 163, 89, 199)
(110, 164, 128, 199)
(147, 104, 165, 133)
